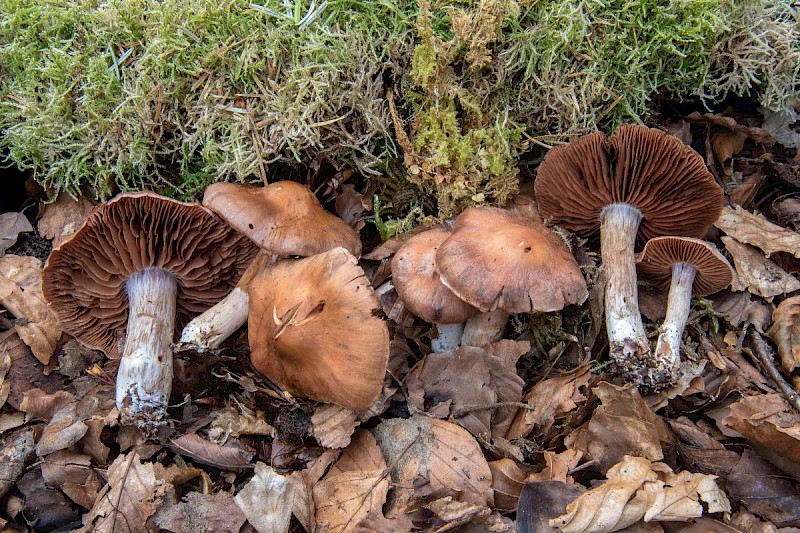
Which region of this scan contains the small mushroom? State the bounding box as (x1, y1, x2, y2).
(391, 227, 479, 352)
(42, 192, 257, 427)
(248, 247, 389, 411)
(535, 124, 723, 388)
(636, 236, 733, 386)
(435, 207, 588, 346)
(178, 181, 360, 352)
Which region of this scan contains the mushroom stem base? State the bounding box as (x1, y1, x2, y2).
(462, 309, 510, 347)
(117, 267, 177, 428)
(600, 203, 653, 388)
(176, 287, 249, 352)
(654, 262, 696, 383)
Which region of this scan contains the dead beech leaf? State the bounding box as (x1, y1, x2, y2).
(79, 452, 170, 533)
(207, 403, 275, 444)
(526, 450, 583, 486)
(373, 415, 493, 508)
(235, 462, 295, 533)
(489, 459, 527, 511)
(768, 295, 800, 373)
(716, 205, 800, 259)
(38, 193, 95, 248)
(0, 428, 36, 500)
(169, 433, 253, 471)
(0, 212, 33, 255)
(712, 291, 771, 332)
(41, 450, 101, 509)
(425, 496, 491, 530)
(721, 237, 800, 298)
(288, 449, 339, 533)
(0, 255, 61, 364)
(0, 350, 10, 410)
(311, 404, 359, 449)
(153, 491, 247, 533)
(517, 481, 582, 533)
(356, 510, 415, 532)
(726, 449, 800, 527)
(37, 401, 88, 456)
(644, 464, 730, 520)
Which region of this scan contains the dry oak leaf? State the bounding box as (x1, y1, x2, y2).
(79, 452, 170, 533)
(721, 237, 800, 299)
(38, 193, 95, 248)
(314, 430, 389, 533)
(311, 403, 359, 449)
(153, 491, 247, 533)
(768, 295, 800, 373)
(0, 212, 33, 255)
(373, 415, 493, 507)
(169, 433, 253, 471)
(0, 255, 61, 364)
(235, 462, 295, 533)
(715, 205, 800, 259)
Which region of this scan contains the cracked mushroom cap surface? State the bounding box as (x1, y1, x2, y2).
(534, 124, 723, 244)
(203, 180, 362, 257)
(42, 192, 258, 359)
(391, 227, 479, 324)
(248, 247, 389, 411)
(435, 207, 588, 314)
(636, 236, 733, 295)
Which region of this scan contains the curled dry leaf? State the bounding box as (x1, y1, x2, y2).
(207, 403, 275, 444)
(715, 205, 800, 259)
(527, 450, 583, 486)
(373, 415, 493, 508)
(169, 433, 253, 471)
(721, 237, 800, 298)
(0, 212, 33, 255)
(38, 193, 95, 248)
(0, 349, 9, 410)
(311, 404, 359, 449)
(356, 510, 415, 532)
(425, 496, 491, 531)
(235, 462, 295, 533)
(768, 295, 800, 373)
(153, 491, 247, 533)
(565, 382, 674, 473)
(489, 459, 527, 511)
(288, 449, 339, 533)
(0, 255, 61, 364)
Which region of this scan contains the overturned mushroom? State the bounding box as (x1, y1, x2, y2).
(178, 181, 360, 352)
(535, 124, 723, 389)
(42, 192, 256, 427)
(391, 227, 479, 352)
(249, 247, 389, 411)
(636, 236, 733, 384)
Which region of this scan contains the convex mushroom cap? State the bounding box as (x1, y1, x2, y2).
(435, 207, 588, 314)
(248, 247, 389, 411)
(636, 236, 733, 295)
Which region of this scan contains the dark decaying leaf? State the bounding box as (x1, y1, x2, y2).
(727, 449, 800, 527)
(768, 295, 800, 373)
(1, 331, 66, 410)
(0, 427, 36, 499)
(169, 433, 254, 471)
(517, 481, 581, 533)
(153, 491, 247, 533)
(18, 466, 81, 530)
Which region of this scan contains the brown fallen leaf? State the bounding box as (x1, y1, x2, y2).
(489, 458, 527, 511)
(41, 450, 101, 509)
(1, 331, 66, 410)
(288, 449, 339, 532)
(235, 462, 295, 533)
(0, 428, 36, 500)
(712, 291, 772, 332)
(37, 193, 95, 248)
(207, 403, 275, 444)
(712, 130, 749, 169)
(0, 349, 9, 410)
(36, 401, 88, 456)
(18, 466, 80, 530)
(716, 205, 800, 260)
(565, 382, 674, 473)
(373, 415, 493, 508)
(773, 197, 800, 230)
(722, 237, 800, 298)
(517, 481, 582, 533)
(526, 450, 583, 486)
(0, 212, 33, 255)
(169, 433, 254, 471)
(356, 510, 416, 532)
(311, 403, 359, 449)
(79, 452, 171, 533)
(726, 448, 800, 527)
(768, 295, 800, 373)
(686, 112, 776, 145)
(0, 254, 61, 364)
(153, 491, 247, 533)
(425, 496, 491, 531)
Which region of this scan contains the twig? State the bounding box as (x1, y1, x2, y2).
(451, 401, 536, 417)
(749, 329, 800, 413)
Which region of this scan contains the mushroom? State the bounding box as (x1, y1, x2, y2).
(248, 247, 389, 411)
(42, 192, 257, 426)
(636, 236, 733, 384)
(535, 124, 723, 388)
(435, 207, 588, 345)
(391, 227, 479, 352)
(178, 181, 361, 352)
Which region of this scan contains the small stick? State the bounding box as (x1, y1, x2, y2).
(749, 329, 800, 413)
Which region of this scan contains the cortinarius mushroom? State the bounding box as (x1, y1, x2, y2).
(535, 124, 723, 388)
(248, 247, 389, 411)
(42, 192, 256, 426)
(435, 207, 588, 345)
(391, 227, 479, 352)
(636, 236, 733, 383)
(178, 181, 361, 351)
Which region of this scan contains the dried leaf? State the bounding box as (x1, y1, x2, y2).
(0, 212, 33, 255)
(517, 481, 581, 533)
(235, 462, 295, 533)
(0, 349, 10, 410)
(0, 255, 61, 364)
(311, 404, 359, 449)
(1, 331, 66, 410)
(18, 467, 80, 529)
(36, 401, 88, 456)
(716, 205, 800, 259)
(169, 433, 253, 470)
(356, 510, 415, 532)
(768, 295, 800, 373)
(488, 458, 527, 511)
(41, 450, 101, 509)
(526, 450, 583, 486)
(154, 491, 247, 533)
(712, 291, 771, 332)
(0, 428, 36, 499)
(79, 452, 170, 533)
(425, 496, 491, 530)
(644, 465, 730, 520)
(207, 403, 275, 444)
(721, 237, 800, 298)
(38, 193, 95, 248)
(726, 449, 800, 527)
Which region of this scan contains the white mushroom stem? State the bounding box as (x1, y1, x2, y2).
(116, 267, 177, 426)
(176, 286, 249, 352)
(462, 309, 510, 347)
(600, 203, 652, 374)
(654, 262, 697, 375)
(432, 323, 464, 353)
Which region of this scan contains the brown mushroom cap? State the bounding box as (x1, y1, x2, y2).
(203, 181, 361, 257)
(391, 227, 479, 324)
(248, 247, 389, 411)
(534, 124, 723, 244)
(636, 236, 733, 295)
(42, 192, 258, 359)
(435, 207, 588, 313)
